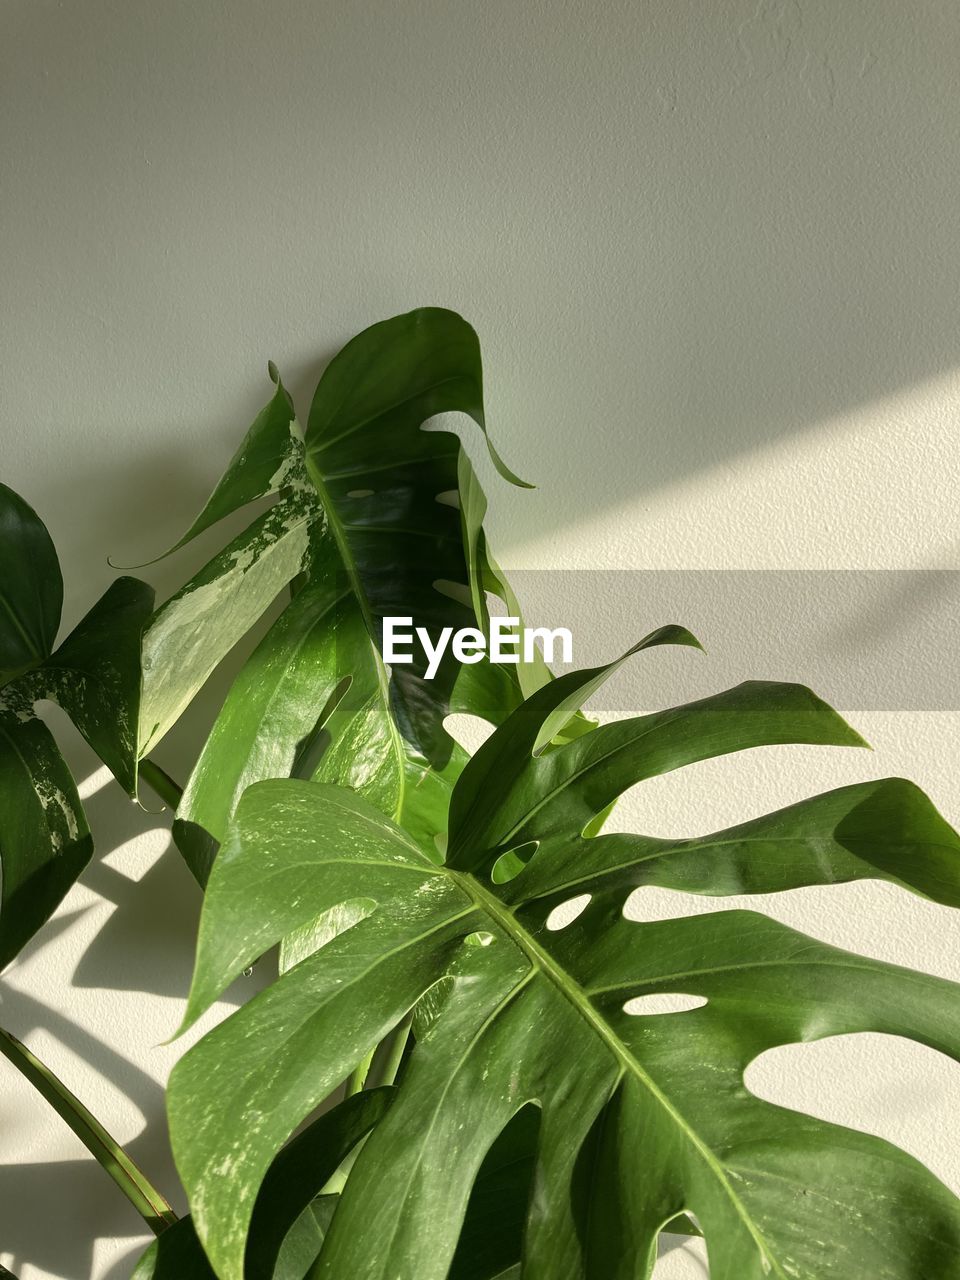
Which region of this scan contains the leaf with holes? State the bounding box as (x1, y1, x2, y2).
(167, 640, 960, 1280)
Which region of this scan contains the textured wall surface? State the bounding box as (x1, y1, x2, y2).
(2, 2, 960, 1276)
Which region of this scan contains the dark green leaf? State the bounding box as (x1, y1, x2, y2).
(133, 1091, 389, 1279)
(0, 483, 62, 686)
(26, 576, 155, 796)
(131, 1218, 214, 1280)
(172, 310, 534, 880)
(245, 1088, 392, 1280)
(304, 307, 528, 490)
(131, 1204, 340, 1280)
(448, 1106, 540, 1280)
(0, 489, 152, 956)
(0, 713, 92, 969)
(271, 1199, 337, 1280)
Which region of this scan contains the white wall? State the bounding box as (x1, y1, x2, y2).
(3, 2, 960, 1276)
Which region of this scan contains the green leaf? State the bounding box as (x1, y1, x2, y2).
(133, 1090, 390, 1279)
(138, 496, 315, 759)
(0, 1027, 176, 1233)
(130, 1218, 215, 1280)
(132, 1206, 342, 1280)
(245, 1088, 392, 1280)
(0, 712, 92, 969)
(270, 1199, 338, 1280)
(506, 775, 960, 910)
(24, 576, 155, 796)
(171, 309, 534, 880)
(172, 561, 397, 884)
(447, 1106, 539, 1280)
(135, 370, 317, 757)
(171, 648, 960, 1280)
(0, 483, 62, 686)
(457, 447, 573, 709)
(446, 674, 865, 877)
(142, 371, 304, 563)
(175, 783, 459, 1032)
(304, 307, 529, 491)
(0, 486, 152, 957)
(168, 818, 472, 1275)
(129, 1199, 337, 1280)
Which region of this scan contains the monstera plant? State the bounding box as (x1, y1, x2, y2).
(0, 485, 153, 968)
(2, 309, 960, 1280)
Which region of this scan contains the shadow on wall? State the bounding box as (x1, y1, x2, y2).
(0, 763, 185, 1276)
(3, 1, 960, 574)
(24, 343, 337, 622)
(0, 1154, 149, 1280)
(4, 2, 960, 1275)
(0, 703, 273, 1279)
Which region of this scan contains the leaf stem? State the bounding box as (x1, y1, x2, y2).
(139, 758, 183, 811)
(0, 1027, 177, 1234)
(344, 1047, 375, 1099)
(322, 1016, 413, 1197)
(367, 1013, 413, 1090)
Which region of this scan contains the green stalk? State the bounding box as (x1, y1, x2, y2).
(366, 1013, 413, 1090)
(320, 1135, 365, 1197)
(343, 1047, 376, 1099)
(321, 1014, 415, 1198)
(0, 1028, 177, 1234)
(139, 758, 184, 811)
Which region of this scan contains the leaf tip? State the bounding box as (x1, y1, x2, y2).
(676, 627, 705, 653)
(484, 436, 535, 490)
(167, 986, 208, 1043)
(106, 551, 147, 571)
(163, 1012, 195, 1046)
